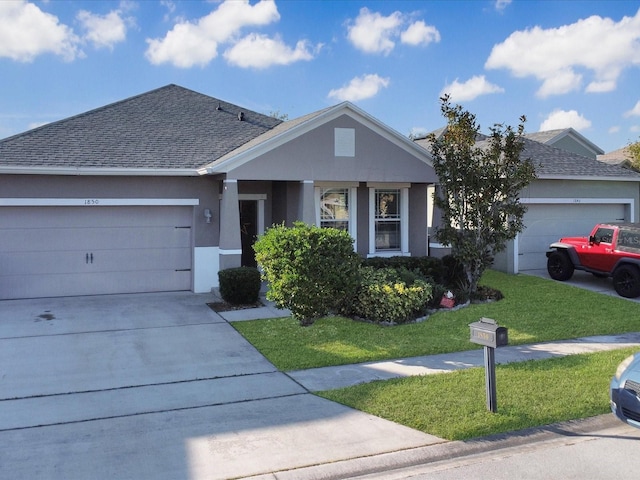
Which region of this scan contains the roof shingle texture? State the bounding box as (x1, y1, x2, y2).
(0, 84, 282, 170)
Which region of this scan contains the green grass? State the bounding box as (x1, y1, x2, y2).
(317, 347, 637, 441)
(231, 270, 640, 371)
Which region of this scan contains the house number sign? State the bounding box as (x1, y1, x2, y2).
(84, 199, 100, 205)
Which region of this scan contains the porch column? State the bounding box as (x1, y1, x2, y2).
(219, 179, 242, 270)
(298, 180, 316, 225)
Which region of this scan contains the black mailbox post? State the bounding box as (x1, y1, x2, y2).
(469, 318, 508, 413)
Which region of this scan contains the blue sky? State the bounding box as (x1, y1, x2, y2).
(1, 0, 640, 153)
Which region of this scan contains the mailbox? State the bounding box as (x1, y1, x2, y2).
(469, 317, 508, 348)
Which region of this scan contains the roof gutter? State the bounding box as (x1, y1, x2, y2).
(0, 166, 200, 176)
(535, 174, 640, 182)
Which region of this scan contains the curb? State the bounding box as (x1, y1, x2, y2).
(242, 414, 621, 480)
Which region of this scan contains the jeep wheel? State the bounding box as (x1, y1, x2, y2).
(547, 251, 574, 281)
(613, 265, 640, 298)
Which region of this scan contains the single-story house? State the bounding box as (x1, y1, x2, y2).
(414, 130, 640, 274)
(0, 84, 438, 300)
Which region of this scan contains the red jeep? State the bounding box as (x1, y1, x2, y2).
(546, 223, 640, 298)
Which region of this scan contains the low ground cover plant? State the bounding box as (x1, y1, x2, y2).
(317, 347, 637, 441)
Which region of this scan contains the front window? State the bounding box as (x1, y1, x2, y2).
(368, 185, 410, 256)
(375, 189, 400, 250)
(319, 188, 349, 231)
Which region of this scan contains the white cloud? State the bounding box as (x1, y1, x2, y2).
(486, 9, 640, 97)
(347, 7, 402, 55)
(624, 100, 640, 117)
(328, 74, 390, 102)
(0, 0, 81, 62)
(440, 75, 504, 102)
(400, 20, 440, 46)
(540, 109, 591, 132)
(145, 0, 280, 68)
(609, 125, 621, 134)
(224, 34, 316, 69)
(77, 8, 131, 50)
(495, 0, 512, 12)
(631, 125, 640, 133)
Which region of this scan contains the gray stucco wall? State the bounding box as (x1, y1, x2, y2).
(227, 115, 437, 183)
(0, 174, 220, 247)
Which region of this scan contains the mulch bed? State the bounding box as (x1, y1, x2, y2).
(207, 301, 264, 313)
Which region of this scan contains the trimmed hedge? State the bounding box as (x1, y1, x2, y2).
(218, 267, 261, 305)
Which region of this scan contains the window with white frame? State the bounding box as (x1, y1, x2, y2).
(315, 184, 358, 241)
(369, 184, 410, 256)
(319, 188, 349, 231)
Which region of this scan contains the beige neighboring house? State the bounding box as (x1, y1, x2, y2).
(598, 146, 634, 168)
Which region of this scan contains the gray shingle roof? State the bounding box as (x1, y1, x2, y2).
(416, 128, 640, 180)
(0, 84, 282, 170)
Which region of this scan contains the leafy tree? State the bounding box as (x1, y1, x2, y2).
(427, 96, 537, 297)
(627, 138, 640, 170)
(253, 222, 360, 326)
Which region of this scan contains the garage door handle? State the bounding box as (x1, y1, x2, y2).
(85, 253, 94, 264)
(90, 253, 94, 264)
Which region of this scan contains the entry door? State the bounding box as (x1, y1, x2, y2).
(239, 200, 258, 268)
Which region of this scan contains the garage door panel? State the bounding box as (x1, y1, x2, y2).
(0, 206, 193, 299)
(2, 248, 191, 276)
(0, 271, 191, 299)
(1, 206, 192, 229)
(518, 203, 626, 271)
(3, 227, 191, 253)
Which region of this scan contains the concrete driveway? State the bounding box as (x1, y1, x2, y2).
(524, 269, 640, 302)
(0, 292, 440, 480)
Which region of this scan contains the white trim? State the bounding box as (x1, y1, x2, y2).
(367, 182, 411, 189)
(0, 167, 198, 176)
(219, 249, 243, 255)
(193, 247, 220, 292)
(0, 198, 199, 207)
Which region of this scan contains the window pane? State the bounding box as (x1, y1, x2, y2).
(320, 188, 349, 231)
(376, 221, 400, 250)
(376, 190, 399, 219)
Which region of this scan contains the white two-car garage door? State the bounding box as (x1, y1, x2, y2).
(517, 202, 627, 271)
(0, 206, 193, 300)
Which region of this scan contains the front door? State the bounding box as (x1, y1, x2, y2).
(239, 200, 258, 267)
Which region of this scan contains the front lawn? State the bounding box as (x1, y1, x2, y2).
(231, 270, 640, 371)
(317, 347, 636, 440)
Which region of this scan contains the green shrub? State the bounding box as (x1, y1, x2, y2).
(361, 256, 446, 285)
(254, 222, 361, 326)
(218, 267, 261, 305)
(354, 267, 433, 324)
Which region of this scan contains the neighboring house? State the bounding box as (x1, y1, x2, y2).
(415, 130, 640, 274)
(524, 128, 604, 159)
(598, 146, 634, 168)
(0, 84, 438, 300)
